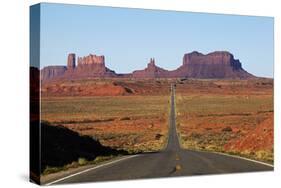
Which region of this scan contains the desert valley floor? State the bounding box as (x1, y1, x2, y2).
(37, 78, 273, 184)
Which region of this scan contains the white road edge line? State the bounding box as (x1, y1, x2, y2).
(45, 155, 139, 186)
(197, 150, 274, 168)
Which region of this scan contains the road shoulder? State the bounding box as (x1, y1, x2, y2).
(41, 155, 138, 185)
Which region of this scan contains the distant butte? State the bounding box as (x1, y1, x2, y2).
(40, 51, 255, 81)
(132, 58, 170, 78)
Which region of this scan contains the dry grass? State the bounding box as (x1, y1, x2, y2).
(41, 95, 169, 153)
(43, 155, 116, 175)
(176, 79, 273, 163)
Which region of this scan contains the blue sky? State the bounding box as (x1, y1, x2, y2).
(39, 3, 274, 77)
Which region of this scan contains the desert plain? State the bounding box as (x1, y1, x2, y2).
(40, 77, 273, 176)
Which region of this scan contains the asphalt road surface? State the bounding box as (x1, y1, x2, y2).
(48, 84, 273, 185)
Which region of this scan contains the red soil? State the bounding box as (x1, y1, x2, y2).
(224, 114, 273, 152)
(41, 82, 128, 96)
(176, 79, 273, 95)
(53, 117, 168, 152)
(41, 79, 171, 97)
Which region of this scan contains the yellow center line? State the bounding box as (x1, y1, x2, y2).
(175, 164, 182, 171)
(175, 153, 180, 161)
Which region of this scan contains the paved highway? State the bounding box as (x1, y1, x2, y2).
(47, 84, 273, 185)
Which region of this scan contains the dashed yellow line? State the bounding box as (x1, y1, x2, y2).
(175, 153, 181, 171)
(175, 164, 182, 171)
(175, 153, 180, 161)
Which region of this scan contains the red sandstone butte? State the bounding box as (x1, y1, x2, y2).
(40, 51, 255, 81)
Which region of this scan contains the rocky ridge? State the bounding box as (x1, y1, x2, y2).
(41, 51, 255, 81)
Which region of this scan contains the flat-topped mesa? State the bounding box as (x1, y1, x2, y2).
(41, 53, 117, 81)
(74, 54, 110, 75)
(68, 53, 117, 78)
(77, 54, 105, 66)
(183, 51, 242, 70)
(183, 51, 235, 65)
(40, 66, 67, 81)
(179, 51, 253, 78)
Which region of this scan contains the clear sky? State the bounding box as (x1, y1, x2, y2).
(39, 3, 274, 78)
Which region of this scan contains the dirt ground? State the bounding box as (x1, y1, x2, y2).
(41, 78, 273, 162)
(41, 79, 170, 153)
(175, 78, 273, 162)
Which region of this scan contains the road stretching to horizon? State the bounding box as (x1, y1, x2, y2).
(47, 84, 273, 185)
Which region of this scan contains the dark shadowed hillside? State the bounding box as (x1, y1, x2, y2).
(40, 122, 127, 173)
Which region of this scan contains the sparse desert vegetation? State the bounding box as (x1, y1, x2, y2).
(41, 79, 171, 96)
(40, 79, 170, 176)
(176, 79, 273, 163)
(39, 78, 274, 178)
(41, 80, 170, 154)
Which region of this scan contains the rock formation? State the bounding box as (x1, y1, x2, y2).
(40, 66, 67, 81)
(176, 51, 253, 79)
(77, 54, 105, 65)
(132, 51, 254, 79)
(66, 54, 116, 78)
(132, 58, 169, 78)
(40, 51, 255, 81)
(67, 53, 76, 69)
(41, 53, 117, 81)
